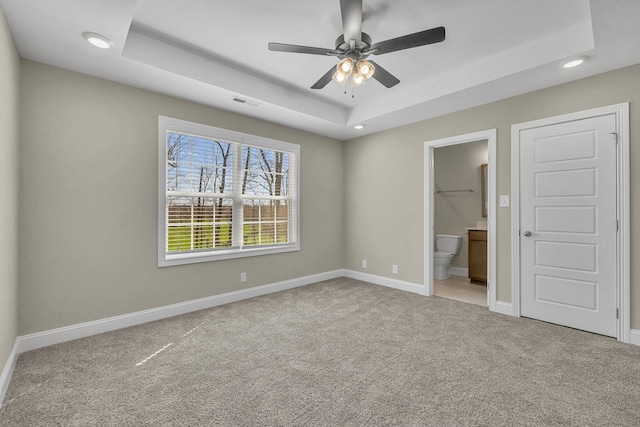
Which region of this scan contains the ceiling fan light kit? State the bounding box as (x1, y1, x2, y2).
(268, 0, 445, 90)
(332, 57, 375, 87)
(358, 60, 375, 79)
(332, 69, 348, 85)
(338, 57, 355, 74)
(351, 72, 365, 87)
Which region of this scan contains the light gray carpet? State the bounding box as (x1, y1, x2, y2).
(1, 278, 639, 426)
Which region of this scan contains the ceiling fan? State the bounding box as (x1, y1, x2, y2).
(268, 0, 445, 89)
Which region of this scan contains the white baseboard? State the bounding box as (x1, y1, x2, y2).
(493, 301, 515, 316)
(344, 270, 426, 296)
(0, 339, 18, 406)
(448, 266, 468, 277)
(17, 269, 344, 354)
(14, 269, 639, 357)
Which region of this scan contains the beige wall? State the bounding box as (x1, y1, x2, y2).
(344, 64, 640, 328)
(434, 140, 488, 268)
(0, 8, 19, 378)
(18, 61, 344, 335)
(10, 49, 640, 337)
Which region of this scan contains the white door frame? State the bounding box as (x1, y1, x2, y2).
(424, 129, 497, 311)
(511, 103, 630, 343)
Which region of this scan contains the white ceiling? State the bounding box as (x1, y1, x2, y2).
(2, 0, 640, 140)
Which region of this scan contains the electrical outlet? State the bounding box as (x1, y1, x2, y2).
(362, 259, 367, 269)
(240, 272, 247, 282)
(392, 264, 398, 274)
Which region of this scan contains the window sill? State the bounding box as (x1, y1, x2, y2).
(158, 243, 300, 267)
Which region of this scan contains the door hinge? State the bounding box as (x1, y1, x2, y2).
(616, 308, 619, 319)
(617, 220, 619, 231)
(610, 132, 619, 143)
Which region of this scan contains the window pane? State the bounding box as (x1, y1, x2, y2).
(192, 197, 214, 250)
(242, 199, 289, 246)
(276, 200, 289, 244)
(260, 223, 275, 244)
(212, 140, 233, 195)
(242, 146, 288, 196)
(167, 196, 192, 252)
(241, 146, 259, 195)
(166, 133, 190, 192)
(242, 198, 261, 246)
(278, 153, 289, 197)
(166, 133, 233, 195)
(276, 222, 289, 243)
(167, 195, 233, 252)
(214, 201, 233, 248)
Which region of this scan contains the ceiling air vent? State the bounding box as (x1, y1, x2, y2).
(231, 96, 261, 107)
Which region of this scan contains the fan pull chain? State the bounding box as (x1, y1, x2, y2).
(342, 87, 357, 99)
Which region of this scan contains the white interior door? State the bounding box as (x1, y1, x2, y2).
(519, 114, 618, 337)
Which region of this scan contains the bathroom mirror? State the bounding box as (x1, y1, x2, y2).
(481, 164, 488, 217)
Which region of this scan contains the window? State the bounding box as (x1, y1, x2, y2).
(158, 117, 299, 266)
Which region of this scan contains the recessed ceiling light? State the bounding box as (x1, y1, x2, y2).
(563, 58, 584, 69)
(82, 32, 113, 49)
(354, 124, 365, 130)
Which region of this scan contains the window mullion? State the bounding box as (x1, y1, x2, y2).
(272, 200, 277, 243)
(258, 202, 262, 244)
(232, 143, 243, 248)
(190, 202, 194, 251)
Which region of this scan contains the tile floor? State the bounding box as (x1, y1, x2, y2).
(434, 274, 487, 307)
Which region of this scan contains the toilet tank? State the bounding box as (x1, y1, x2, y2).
(436, 234, 463, 255)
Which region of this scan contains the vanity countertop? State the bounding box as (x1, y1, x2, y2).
(466, 227, 487, 231)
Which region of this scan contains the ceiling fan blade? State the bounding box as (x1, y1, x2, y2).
(371, 26, 445, 55)
(369, 61, 400, 88)
(340, 0, 362, 45)
(311, 66, 336, 89)
(268, 42, 337, 56)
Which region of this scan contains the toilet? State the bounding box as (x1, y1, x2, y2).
(433, 234, 463, 280)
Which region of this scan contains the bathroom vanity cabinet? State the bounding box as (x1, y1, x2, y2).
(468, 229, 487, 284)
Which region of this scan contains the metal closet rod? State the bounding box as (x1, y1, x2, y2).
(436, 188, 474, 194)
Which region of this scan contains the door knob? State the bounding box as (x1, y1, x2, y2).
(523, 231, 532, 237)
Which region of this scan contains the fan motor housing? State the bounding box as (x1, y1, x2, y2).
(335, 32, 372, 59)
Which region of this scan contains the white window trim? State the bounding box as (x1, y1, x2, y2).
(158, 116, 300, 267)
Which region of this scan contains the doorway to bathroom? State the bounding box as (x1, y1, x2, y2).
(424, 130, 497, 311)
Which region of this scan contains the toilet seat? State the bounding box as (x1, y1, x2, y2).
(433, 251, 452, 258)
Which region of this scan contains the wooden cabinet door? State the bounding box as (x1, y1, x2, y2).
(468, 230, 487, 283)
